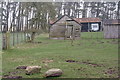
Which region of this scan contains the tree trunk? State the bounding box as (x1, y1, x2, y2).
(31, 32, 36, 42)
(118, 1, 120, 19)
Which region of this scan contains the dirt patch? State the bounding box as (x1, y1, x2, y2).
(9, 69, 26, 75)
(107, 40, 118, 44)
(104, 67, 118, 74)
(65, 60, 104, 67)
(82, 61, 103, 67)
(3, 75, 22, 79)
(65, 60, 78, 63)
(2, 69, 26, 79)
(27, 41, 42, 44)
(8, 71, 19, 75)
(104, 67, 119, 78)
(16, 66, 27, 69)
(77, 67, 86, 71)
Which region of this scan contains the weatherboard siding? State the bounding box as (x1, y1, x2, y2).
(49, 16, 81, 40)
(104, 24, 119, 39)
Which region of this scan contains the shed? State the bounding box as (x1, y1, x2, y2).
(74, 18, 102, 32)
(49, 15, 81, 40)
(103, 19, 120, 39)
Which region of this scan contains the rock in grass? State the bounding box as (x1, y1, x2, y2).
(44, 68, 63, 77)
(25, 66, 41, 75)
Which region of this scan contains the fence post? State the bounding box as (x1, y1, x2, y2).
(0, 33, 2, 51)
(6, 31, 10, 49)
(17, 32, 19, 44)
(2, 33, 6, 50)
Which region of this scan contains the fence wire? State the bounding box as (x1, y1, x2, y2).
(81, 32, 104, 39)
(0, 32, 2, 51)
(2, 32, 27, 50)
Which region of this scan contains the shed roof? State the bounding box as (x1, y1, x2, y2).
(103, 19, 120, 25)
(73, 18, 101, 23)
(50, 16, 101, 24)
(50, 15, 81, 26)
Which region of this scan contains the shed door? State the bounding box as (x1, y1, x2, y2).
(66, 26, 73, 38)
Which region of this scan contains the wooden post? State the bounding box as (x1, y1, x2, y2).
(2, 33, 6, 50)
(24, 32, 26, 42)
(2, 31, 10, 50)
(20, 31, 23, 42)
(17, 31, 19, 44)
(71, 26, 74, 46)
(31, 32, 35, 42)
(88, 23, 90, 32)
(0, 33, 2, 51)
(6, 31, 10, 49)
(13, 27, 15, 46)
(64, 21, 67, 40)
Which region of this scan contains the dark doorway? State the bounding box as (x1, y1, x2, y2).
(81, 23, 88, 32)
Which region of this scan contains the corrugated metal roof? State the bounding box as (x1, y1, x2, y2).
(73, 18, 101, 23)
(49, 17, 101, 24)
(103, 19, 120, 25)
(49, 15, 81, 25)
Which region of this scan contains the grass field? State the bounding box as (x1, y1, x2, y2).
(2, 32, 118, 78)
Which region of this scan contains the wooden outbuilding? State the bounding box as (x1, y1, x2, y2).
(49, 15, 81, 40)
(74, 18, 102, 32)
(103, 19, 120, 39)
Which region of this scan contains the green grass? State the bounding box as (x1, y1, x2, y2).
(2, 32, 118, 78)
(81, 32, 104, 39)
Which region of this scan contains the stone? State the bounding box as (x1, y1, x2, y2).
(45, 68, 63, 77)
(25, 66, 41, 75)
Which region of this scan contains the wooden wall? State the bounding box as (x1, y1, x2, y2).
(103, 24, 119, 38)
(49, 16, 81, 40)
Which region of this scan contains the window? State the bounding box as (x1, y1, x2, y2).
(91, 23, 99, 31)
(93, 25, 97, 28)
(76, 28, 79, 32)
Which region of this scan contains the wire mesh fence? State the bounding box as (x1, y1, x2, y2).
(81, 31, 104, 39)
(2, 31, 27, 50)
(9, 32, 26, 47)
(0, 32, 2, 51)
